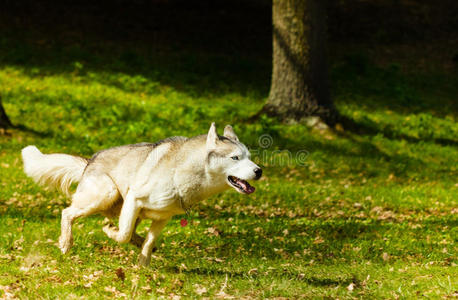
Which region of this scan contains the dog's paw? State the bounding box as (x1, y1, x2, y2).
(58, 235, 73, 254)
(137, 254, 151, 267)
(103, 224, 117, 238)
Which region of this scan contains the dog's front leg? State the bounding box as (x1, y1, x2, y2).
(138, 218, 169, 266)
(103, 191, 140, 243)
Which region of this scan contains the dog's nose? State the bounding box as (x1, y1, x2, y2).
(254, 168, 262, 180)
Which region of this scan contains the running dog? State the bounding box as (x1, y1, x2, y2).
(21, 123, 261, 266)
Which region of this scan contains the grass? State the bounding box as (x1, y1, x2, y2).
(0, 30, 457, 298)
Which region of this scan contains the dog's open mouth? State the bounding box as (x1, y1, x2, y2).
(228, 176, 255, 194)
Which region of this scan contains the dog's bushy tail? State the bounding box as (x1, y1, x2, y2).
(21, 145, 88, 196)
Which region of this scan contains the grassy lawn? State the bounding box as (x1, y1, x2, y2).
(0, 28, 457, 298)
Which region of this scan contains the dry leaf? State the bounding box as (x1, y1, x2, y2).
(104, 286, 116, 293)
(194, 284, 207, 295)
(313, 237, 324, 244)
(141, 285, 152, 293)
(382, 252, 390, 261)
(0, 285, 15, 299)
(115, 267, 125, 281)
(206, 227, 220, 236)
(172, 278, 184, 288)
(248, 268, 258, 275)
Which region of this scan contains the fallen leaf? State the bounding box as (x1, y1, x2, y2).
(141, 285, 152, 293)
(0, 285, 15, 299)
(206, 227, 220, 236)
(248, 268, 258, 275)
(115, 267, 125, 281)
(172, 278, 184, 288)
(104, 286, 116, 293)
(194, 284, 207, 295)
(382, 252, 390, 261)
(313, 237, 324, 244)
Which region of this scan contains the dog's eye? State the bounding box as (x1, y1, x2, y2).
(231, 156, 239, 161)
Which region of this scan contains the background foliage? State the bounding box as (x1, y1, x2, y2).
(0, 0, 457, 298)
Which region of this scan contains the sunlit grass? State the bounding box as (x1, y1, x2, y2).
(0, 38, 457, 298)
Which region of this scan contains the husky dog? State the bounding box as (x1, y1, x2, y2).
(21, 123, 262, 266)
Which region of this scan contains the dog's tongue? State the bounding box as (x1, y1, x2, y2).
(237, 178, 255, 194)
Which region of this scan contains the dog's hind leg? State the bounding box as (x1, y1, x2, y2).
(59, 174, 119, 254)
(130, 219, 145, 248)
(59, 206, 79, 253)
(138, 218, 169, 266)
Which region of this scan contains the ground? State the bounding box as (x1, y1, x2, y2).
(0, 1, 457, 298)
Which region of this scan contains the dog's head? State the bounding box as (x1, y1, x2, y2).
(206, 123, 262, 194)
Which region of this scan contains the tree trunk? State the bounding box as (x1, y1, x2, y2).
(263, 0, 336, 124)
(0, 97, 12, 129)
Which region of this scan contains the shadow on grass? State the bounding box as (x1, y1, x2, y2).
(12, 124, 52, 138)
(162, 213, 455, 260)
(1, 3, 456, 158)
(2, 205, 454, 265)
(1, 2, 456, 115)
(332, 54, 458, 117)
(165, 265, 353, 287)
(337, 115, 458, 147)
(0, 0, 272, 100)
(250, 129, 430, 179)
(0, 42, 271, 100)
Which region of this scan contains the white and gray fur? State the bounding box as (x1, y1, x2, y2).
(21, 123, 261, 266)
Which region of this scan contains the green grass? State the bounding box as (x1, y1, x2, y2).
(0, 35, 457, 299)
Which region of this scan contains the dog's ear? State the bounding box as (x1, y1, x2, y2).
(206, 122, 218, 150)
(224, 125, 239, 141)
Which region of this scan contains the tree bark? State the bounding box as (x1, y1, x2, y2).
(263, 0, 336, 124)
(0, 97, 12, 129)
